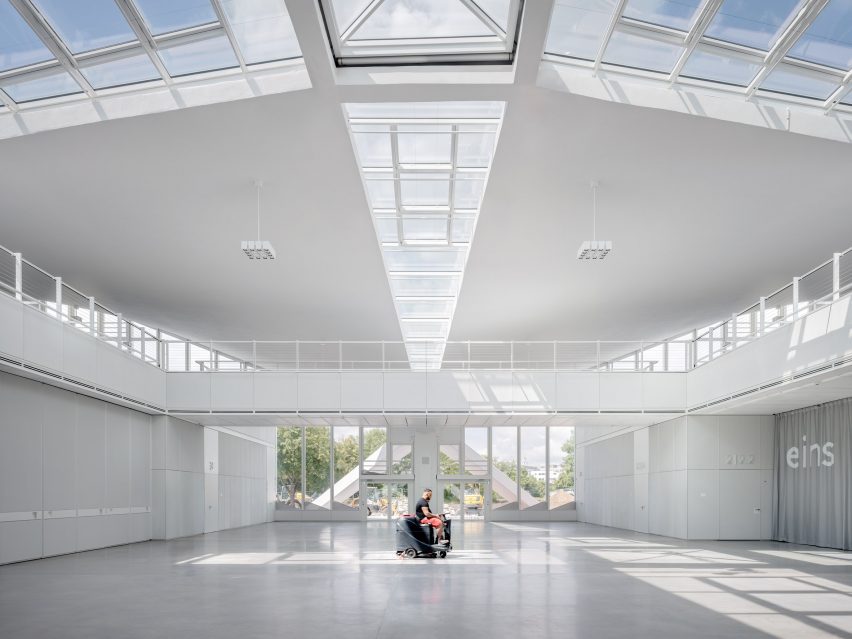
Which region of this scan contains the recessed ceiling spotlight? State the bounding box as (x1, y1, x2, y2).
(242, 180, 276, 260)
(577, 180, 612, 261)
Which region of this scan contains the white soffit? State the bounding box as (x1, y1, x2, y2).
(344, 101, 505, 369)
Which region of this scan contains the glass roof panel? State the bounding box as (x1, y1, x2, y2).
(456, 131, 496, 167)
(760, 63, 839, 100)
(545, 0, 618, 60)
(0, 1, 54, 72)
(400, 176, 451, 207)
(330, 0, 373, 34)
(80, 48, 160, 89)
(365, 178, 396, 208)
(603, 28, 684, 73)
(351, 0, 495, 40)
(472, 0, 511, 31)
(346, 102, 504, 369)
(220, 0, 301, 64)
(396, 300, 455, 318)
(389, 274, 461, 297)
(623, 0, 703, 32)
(353, 129, 393, 167)
(680, 44, 761, 86)
(32, 0, 136, 54)
(375, 216, 399, 244)
(842, 91, 852, 105)
(400, 319, 450, 339)
(131, 0, 217, 36)
(383, 248, 466, 272)
(402, 216, 448, 243)
(157, 30, 239, 76)
(398, 126, 452, 164)
(788, 0, 852, 71)
(705, 0, 802, 51)
(451, 216, 476, 243)
(453, 177, 486, 209)
(1, 67, 81, 102)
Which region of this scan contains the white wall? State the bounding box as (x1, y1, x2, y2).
(0, 371, 151, 565)
(578, 415, 774, 540)
(151, 417, 273, 540)
(151, 416, 204, 540)
(203, 428, 269, 533)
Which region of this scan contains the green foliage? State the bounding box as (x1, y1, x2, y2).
(552, 435, 575, 490)
(334, 434, 359, 480)
(277, 426, 333, 498)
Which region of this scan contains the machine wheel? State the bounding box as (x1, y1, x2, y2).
(404, 548, 417, 558)
(437, 550, 447, 558)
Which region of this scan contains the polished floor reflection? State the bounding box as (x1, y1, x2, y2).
(2, 522, 852, 638)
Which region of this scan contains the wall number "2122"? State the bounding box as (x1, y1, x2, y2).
(725, 454, 755, 465)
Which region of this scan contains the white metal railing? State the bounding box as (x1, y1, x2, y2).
(1, 243, 849, 374)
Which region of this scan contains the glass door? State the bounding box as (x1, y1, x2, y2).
(362, 481, 411, 521)
(439, 480, 489, 522)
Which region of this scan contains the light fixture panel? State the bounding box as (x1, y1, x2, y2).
(577, 240, 612, 260)
(241, 240, 277, 260)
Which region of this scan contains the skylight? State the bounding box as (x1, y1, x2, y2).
(345, 102, 505, 370)
(544, 0, 852, 113)
(0, 0, 301, 109)
(319, 0, 523, 66)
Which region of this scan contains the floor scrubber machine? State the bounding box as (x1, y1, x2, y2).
(395, 515, 452, 558)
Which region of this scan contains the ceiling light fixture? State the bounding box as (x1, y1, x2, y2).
(242, 180, 276, 260)
(577, 180, 612, 261)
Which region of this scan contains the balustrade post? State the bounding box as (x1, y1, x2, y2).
(55, 276, 62, 321)
(13, 253, 22, 302)
(833, 253, 841, 301)
(792, 277, 800, 317)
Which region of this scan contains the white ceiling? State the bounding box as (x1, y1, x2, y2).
(0, 0, 851, 345)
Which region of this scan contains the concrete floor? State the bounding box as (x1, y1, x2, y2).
(2, 522, 852, 639)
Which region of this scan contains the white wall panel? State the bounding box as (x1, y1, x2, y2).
(43, 518, 76, 557)
(599, 374, 643, 410)
(384, 372, 426, 412)
(62, 324, 98, 383)
(0, 520, 42, 563)
(687, 469, 719, 539)
(43, 386, 77, 512)
(204, 474, 220, 533)
(298, 373, 341, 412)
(211, 373, 253, 411)
(633, 473, 649, 533)
(468, 372, 513, 411)
(0, 375, 43, 513)
(719, 416, 761, 470)
(253, 372, 298, 411)
(686, 416, 718, 470)
(129, 412, 150, 509)
(513, 372, 556, 411)
(0, 294, 23, 358)
(166, 373, 211, 411)
(719, 469, 761, 539)
(105, 405, 130, 509)
(76, 396, 105, 510)
(642, 373, 686, 410)
(129, 513, 151, 543)
(77, 515, 107, 551)
(340, 372, 383, 411)
(426, 371, 475, 411)
(22, 306, 62, 372)
(556, 373, 599, 411)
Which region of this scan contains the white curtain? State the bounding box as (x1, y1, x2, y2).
(773, 397, 852, 550)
